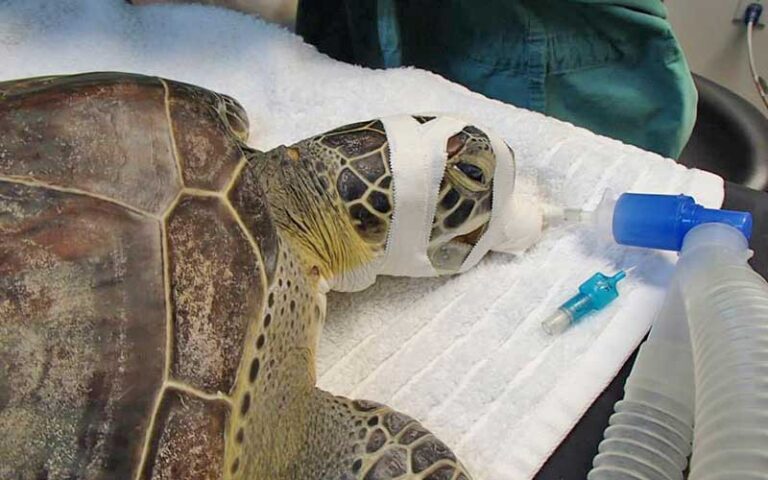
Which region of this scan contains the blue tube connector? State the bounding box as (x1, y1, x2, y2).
(542, 271, 626, 335)
(612, 193, 752, 251)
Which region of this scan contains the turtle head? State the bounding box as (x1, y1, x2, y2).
(253, 119, 505, 288)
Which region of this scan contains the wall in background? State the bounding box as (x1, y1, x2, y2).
(665, 0, 767, 115)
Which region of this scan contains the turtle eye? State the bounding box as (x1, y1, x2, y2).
(456, 162, 485, 183)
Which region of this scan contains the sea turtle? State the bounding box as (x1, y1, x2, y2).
(0, 72, 499, 480)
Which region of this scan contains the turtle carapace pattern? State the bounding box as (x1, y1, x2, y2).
(0, 72, 498, 480)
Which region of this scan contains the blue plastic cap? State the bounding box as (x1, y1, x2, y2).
(612, 193, 753, 251)
(561, 271, 626, 324)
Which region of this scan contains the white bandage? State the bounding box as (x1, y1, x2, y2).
(332, 114, 545, 291)
(381, 114, 544, 276)
(378, 115, 467, 277)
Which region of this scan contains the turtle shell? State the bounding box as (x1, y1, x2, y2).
(0, 73, 478, 480)
(0, 72, 276, 479)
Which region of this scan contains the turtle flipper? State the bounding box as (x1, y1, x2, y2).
(309, 391, 473, 480)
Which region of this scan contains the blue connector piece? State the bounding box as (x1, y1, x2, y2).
(542, 271, 626, 335)
(612, 194, 753, 251)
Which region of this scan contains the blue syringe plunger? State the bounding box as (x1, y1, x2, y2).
(542, 271, 626, 335)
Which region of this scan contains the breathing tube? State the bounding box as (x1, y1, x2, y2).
(579, 193, 768, 480)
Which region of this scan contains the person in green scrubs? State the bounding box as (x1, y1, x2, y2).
(296, 0, 697, 159)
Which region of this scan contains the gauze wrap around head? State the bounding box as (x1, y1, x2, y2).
(333, 114, 544, 292)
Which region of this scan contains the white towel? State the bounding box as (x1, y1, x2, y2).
(0, 1, 723, 478)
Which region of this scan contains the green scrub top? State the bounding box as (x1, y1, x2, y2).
(296, 0, 697, 158)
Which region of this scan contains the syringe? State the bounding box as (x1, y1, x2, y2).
(541, 271, 626, 335)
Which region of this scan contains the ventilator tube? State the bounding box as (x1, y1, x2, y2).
(590, 219, 768, 479)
